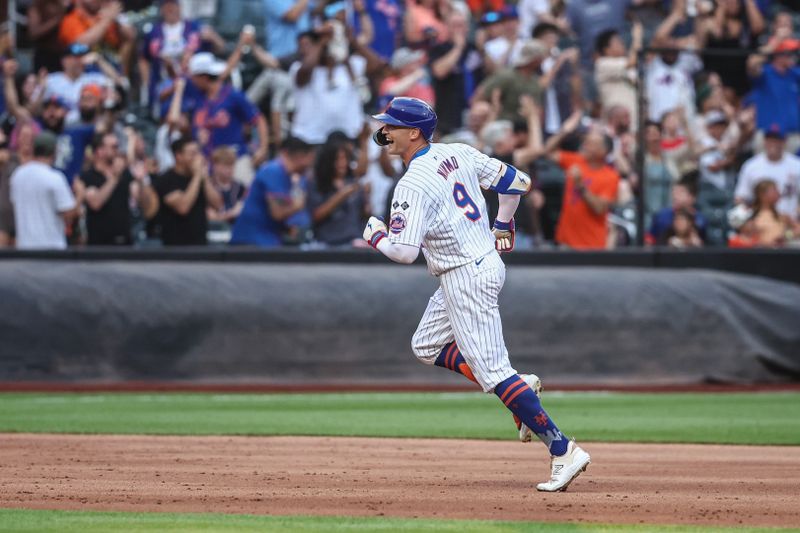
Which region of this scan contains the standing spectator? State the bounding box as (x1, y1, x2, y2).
(358, 0, 404, 61)
(243, 42, 295, 148)
(153, 137, 223, 245)
(10, 132, 78, 249)
(518, 0, 560, 41)
(404, 0, 451, 48)
(735, 125, 800, 221)
(594, 22, 642, 128)
(542, 112, 621, 249)
(747, 40, 800, 153)
(642, 120, 679, 224)
(698, 110, 739, 193)
(647, 11, 703, 123)
(290, 21, 384, 144)
(230, 137, 315, 247)
(696, 0, 765, 98)
(27, 0, 71, 73)
(77, 132, 158, 245)
(659, 207, 704, 248)
(378, 47, 435, 105)
(660, 108, 701, 178)
(139, 0, 202, 113)
(43, 44, 111, 115)
(189, 53, 269, 186)
(478, 39, 546, 123)
(534, 22, 580, 136)
(264, 0, 312, 61)
(648, 178, 708, 244)
(480, 7, 523, 75)
(309, 135, 369, 247)
(565, 0, 630, 71)
(206, 146, 246, 227)
(429, 9, 483, 134)
(58, 0, 136, 76)
(3, 58, 100, 186)
(0, 122, 39, 246)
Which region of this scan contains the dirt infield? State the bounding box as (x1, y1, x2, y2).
(2, 435, 799, 527)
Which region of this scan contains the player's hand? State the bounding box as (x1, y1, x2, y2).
(363, 216, 388, 249)
(492, 219, 515, 253)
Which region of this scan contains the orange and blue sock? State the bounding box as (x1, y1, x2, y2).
(433, 341, 478, 384)
(494, 374, 569, 456)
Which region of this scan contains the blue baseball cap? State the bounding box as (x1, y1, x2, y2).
(765, 123, 786, 140)
(66, 42, 90, 56)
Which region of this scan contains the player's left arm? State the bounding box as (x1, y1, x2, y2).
(474, 146, 532, 252)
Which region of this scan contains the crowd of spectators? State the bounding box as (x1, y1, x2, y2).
(0, 0, 798, 250)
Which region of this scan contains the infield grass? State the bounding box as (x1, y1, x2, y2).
(0, 391, 798, 445)
(1, 509, 797, 533)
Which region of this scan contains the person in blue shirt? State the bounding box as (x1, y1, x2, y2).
(264, 0, 312, 61)
(188, 52, 270, 186)
(230, 137, 316, 247)
(747, 40, 800, 141)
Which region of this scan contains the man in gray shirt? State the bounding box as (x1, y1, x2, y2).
(10, 132, 79, 250)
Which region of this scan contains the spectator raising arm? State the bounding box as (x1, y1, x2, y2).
(164, 155, 208, 216)
(2, 60, 33, 123)
(282, 0, 310, 23)
(432, 31, 466, 80)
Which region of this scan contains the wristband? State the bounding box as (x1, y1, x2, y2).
(493, 219, 514, 231)
(369, 231, 387, 249)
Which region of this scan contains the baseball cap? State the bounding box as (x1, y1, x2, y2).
(43, 94, 69, 108)
(188, 52, 225, 76)
(66, 42, 90, 56)
(774, 39, 800, 54)
(512, 39, 548, 68)
(81, 83, 103, 98)
(390, 47, 425, 70)
(324, 1, 346, 19)
(704, 110, 728, 126)
(764, 123, 786, 140)
(479, 11, 503, 26)
(500, 5, 519, 20)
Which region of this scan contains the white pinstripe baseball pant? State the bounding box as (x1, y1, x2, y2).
(411, 250, 518, 392)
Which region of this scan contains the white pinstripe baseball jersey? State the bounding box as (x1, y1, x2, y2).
(387, 143, 504, 276)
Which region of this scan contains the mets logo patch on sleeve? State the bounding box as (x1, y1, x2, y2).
(389, 212, 407, 234)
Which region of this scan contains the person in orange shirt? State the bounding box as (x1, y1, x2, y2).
(58, 0, 135, 76)
(542, 111, 620, 249)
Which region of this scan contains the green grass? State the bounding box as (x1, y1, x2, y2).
(0, 391, 798, 445)
(1, 509, 796, 533)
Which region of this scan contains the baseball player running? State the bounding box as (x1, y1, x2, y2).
(363, 97, 590, 492)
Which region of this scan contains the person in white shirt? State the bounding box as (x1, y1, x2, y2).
(44, 43, 112, 116)
(10, 132, 78, 250)
(735, 126, 800, 220)
(290, 21, 384, 144)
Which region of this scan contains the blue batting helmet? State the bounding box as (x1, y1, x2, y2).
(372, 97, 437, 141)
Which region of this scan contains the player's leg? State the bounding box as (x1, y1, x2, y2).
(411, 288, 479, 385)
(440, 253, 589, 491)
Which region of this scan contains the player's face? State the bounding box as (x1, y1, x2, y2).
(381, 124, 416, 155)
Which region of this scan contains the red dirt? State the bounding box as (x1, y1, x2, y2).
(1, 434, 799, 527)
(2, 381, 800, 393)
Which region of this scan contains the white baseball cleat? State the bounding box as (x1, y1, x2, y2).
(536, 440, 591, 492)
(517, 374, 542, 443)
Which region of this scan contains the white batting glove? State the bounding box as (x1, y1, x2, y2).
(492, 219, 515, 253)
(363, 216, 388, 249)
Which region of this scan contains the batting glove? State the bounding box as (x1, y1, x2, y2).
(492, 219, 515, 253)
(363, 216, 388, 249)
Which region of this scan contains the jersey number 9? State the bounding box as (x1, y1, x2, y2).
(453, 182, 481, 221)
